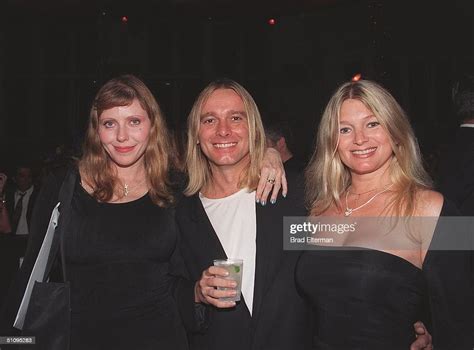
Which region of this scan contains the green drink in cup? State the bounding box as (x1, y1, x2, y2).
(213, 259, 243, 302)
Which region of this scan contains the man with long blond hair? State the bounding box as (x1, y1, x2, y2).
(176, 79, 311, 350)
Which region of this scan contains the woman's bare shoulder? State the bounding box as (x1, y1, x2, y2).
(415, 189, 444, 217)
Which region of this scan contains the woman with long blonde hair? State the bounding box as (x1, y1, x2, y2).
(296, 79, 472, 349)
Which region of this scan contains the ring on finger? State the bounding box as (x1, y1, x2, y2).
(267, 178, 275, 184)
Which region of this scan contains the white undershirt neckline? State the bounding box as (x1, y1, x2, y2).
(199, 188, 257, 315)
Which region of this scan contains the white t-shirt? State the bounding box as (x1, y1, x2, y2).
(199, 189, 257, 315)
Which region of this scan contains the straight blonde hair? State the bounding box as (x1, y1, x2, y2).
(305, 79, 432, 216)
(184, 79, 266, 196)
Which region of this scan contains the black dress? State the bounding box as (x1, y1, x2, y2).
(66, 181, 189, 349)
(295, 201, 473, 350)
(0, 171, 194, 350)
(296, 247, 426, 349)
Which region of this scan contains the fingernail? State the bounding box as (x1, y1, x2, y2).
(282, 193, 287, 198)
(230, 289, 237, 295)
(261, 201, 266, 206)
(256, 198, 260, 204)
(227, 301, 236, 306)
(230, 282, 237, 288)
(270, 199, 276, 204)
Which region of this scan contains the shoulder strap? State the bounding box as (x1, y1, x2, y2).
(43, 168, 77, 282)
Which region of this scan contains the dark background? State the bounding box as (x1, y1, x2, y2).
(1, 0, 473, 177)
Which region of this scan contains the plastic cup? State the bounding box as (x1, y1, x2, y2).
(213, 258, 243, 302)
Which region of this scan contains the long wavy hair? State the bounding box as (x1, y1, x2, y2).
(305, 79, 432, 216)
(79, 74, 174, 207)
(184, 79, 266, 196)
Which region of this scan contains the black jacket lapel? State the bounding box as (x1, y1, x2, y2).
(189, 194, 228, 261)
(251, 203, 284, 322)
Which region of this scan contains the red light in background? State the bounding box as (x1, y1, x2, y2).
(352, 73, 362, 82)
(268, 18, 276, 25)
(121, 16, 128, 23)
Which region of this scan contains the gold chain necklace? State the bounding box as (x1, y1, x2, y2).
(344, 184, 393, 216)
(349, 187, 380, 196)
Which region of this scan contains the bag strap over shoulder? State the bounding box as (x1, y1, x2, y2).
(43, 168, 77, 283)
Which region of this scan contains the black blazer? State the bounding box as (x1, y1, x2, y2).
(437, 127, 474, 215)
(0, 188, 38, 307)
(5, 186, 39, 234)
(176, 176, 312, 350)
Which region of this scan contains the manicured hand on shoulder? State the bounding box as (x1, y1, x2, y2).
(256, 148, 287, 206)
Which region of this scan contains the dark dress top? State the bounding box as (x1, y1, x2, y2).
(0, 170, 194, 350)
(66, 180, 188, 350)
(295, 200, 473, 350)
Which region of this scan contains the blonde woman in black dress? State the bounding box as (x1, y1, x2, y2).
(296, 79, 472, 349)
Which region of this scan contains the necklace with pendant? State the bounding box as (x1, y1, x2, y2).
(123, 184, 130, 197)
(344, 184, 393, 216)
(122, 179, 146, 197)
